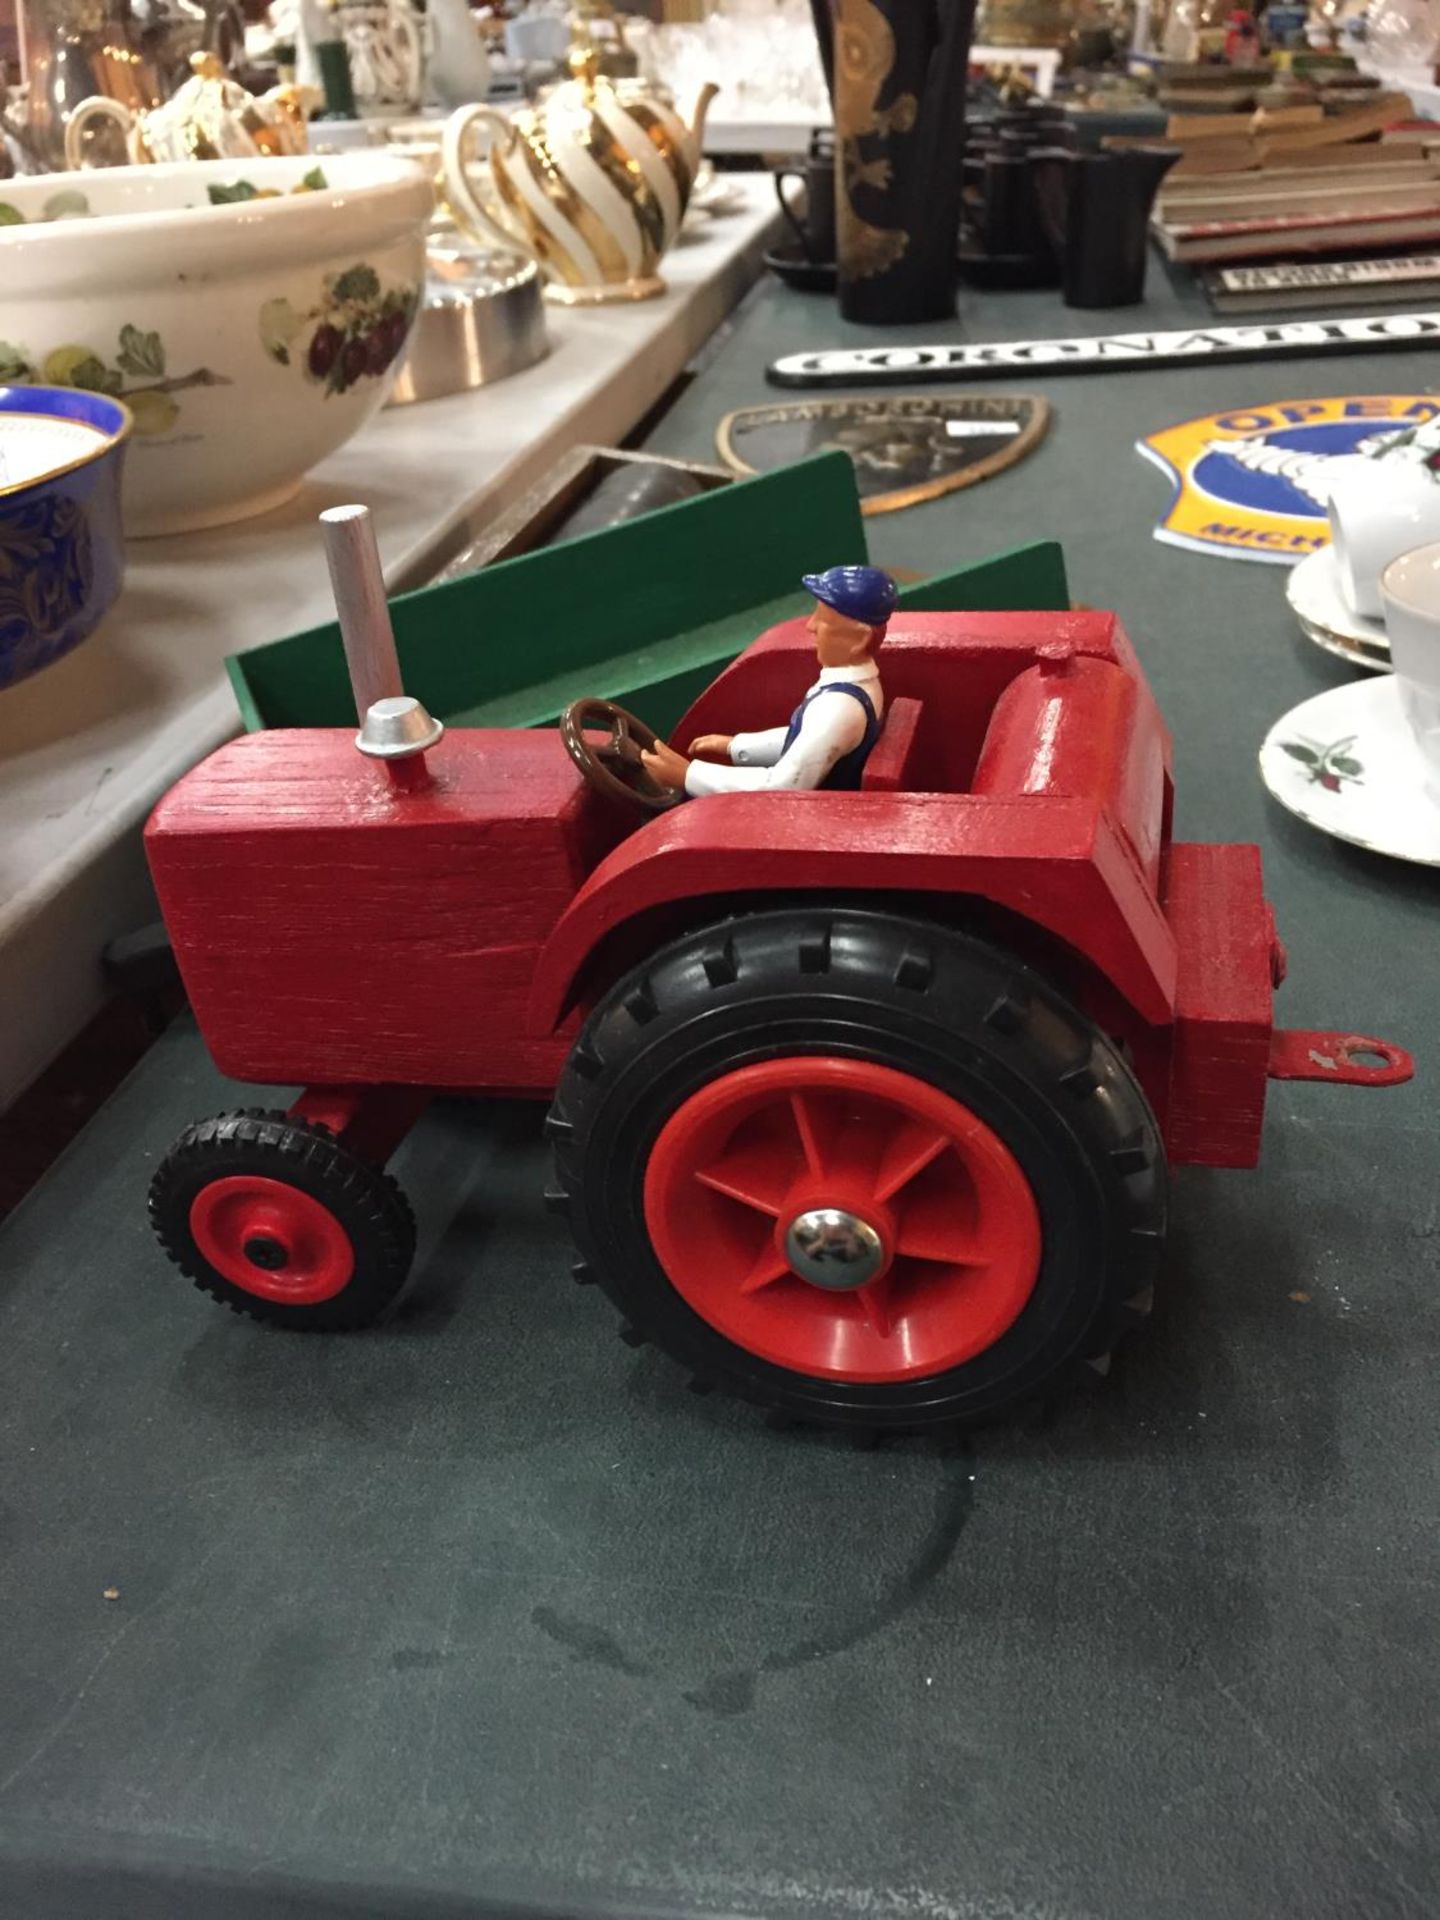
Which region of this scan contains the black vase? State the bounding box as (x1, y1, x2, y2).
(834, 0, 978, 326)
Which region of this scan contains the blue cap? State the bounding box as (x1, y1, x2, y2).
(802, 565, 898, 628)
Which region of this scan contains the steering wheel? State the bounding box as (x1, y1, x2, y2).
(559, 698, 684, 814)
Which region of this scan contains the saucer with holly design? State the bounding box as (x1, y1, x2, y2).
(1259, 673, 1440, 865)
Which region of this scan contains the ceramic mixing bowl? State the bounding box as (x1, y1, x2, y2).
(0, 385, 129, 689)
(0, 153, 432, 537)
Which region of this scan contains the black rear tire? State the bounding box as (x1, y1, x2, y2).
(547, 908, 1166, 1430)
(149, 1109, 416, 1330)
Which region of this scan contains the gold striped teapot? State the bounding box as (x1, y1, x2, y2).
(440, 45, 718, 305)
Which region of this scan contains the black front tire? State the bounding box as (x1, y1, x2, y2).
(547, 908, 1167, 1430)
(149, 1109, 416, 1330)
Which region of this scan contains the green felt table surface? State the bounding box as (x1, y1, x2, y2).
(1, 263, 1438, 1920)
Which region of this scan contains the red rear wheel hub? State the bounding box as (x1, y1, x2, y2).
(190, 1176, 355, 1306)
(643, 1057, 1043, 1383)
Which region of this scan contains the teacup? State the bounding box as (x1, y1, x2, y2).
(1328, 460, 1440, 622)
(1379, 540, 1440, 797)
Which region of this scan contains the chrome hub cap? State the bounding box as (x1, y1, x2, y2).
(783, 1208, 886, 1291)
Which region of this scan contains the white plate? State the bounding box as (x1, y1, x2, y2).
(687, 164, 749, 219)
(1259, 674, 1440, 865)
(1285, 546, 1390, 674)
(0, 412, 109, 492)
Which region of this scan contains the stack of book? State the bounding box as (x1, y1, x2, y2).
(1139, 94, 1440, 287)
(1156, 63, 1276, 115)
(1152, 54, 1383, 116)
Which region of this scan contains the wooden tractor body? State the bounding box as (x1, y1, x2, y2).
(145, 605, 1410, 1431)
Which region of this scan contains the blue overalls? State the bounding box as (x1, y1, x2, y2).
(781, 682, 881, 791)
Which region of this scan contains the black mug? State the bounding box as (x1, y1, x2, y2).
(775, 153, 837, 265)
(1030, 146, 1180, 308)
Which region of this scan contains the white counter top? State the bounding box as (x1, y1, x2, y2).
(0, 177, 780, 1109)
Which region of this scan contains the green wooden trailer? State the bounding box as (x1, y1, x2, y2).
(227, 453, 1070, 739)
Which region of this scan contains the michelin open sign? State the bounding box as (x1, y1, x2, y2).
(1138, 396, 1440, 564)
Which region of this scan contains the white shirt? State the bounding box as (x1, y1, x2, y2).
(684, 662, 885, 797)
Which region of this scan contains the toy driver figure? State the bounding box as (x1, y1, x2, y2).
(641, 566, 900, 797)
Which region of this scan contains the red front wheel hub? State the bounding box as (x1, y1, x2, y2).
(189, 1176, 355, 1306)
(642, 1057, 1043, 1383)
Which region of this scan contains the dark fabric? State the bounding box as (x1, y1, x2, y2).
(779, 680, 880, 788)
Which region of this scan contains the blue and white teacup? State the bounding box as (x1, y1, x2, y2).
(0, 384, 129, 690)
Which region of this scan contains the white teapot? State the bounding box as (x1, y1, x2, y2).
(441, 41, 718, 304)
(64, 53, 311, 168)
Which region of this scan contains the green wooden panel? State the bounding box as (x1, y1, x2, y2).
(897, 539, 1069, 614)
(225, 654, 265, 735)
(447, 593, 804, 734)
(231, 452, 867, 731)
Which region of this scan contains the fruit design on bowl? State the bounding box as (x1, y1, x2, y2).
(0, 385, 129, 690)
(0, 188, 93, 227)
(259, 265, 421, 397)
(0, 326, 230, 441)
(0, 153, 432, 538)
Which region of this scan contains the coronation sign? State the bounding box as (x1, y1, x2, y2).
(767, 314, 1440, 388)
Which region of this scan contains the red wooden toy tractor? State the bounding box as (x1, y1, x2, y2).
(144, 507, 1411, 1432)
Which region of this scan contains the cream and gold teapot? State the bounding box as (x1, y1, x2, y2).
(64, 53, 311, 169)
(441, 43, 718, 305)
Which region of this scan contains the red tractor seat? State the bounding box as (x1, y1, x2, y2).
(861, 696, 926, 794)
